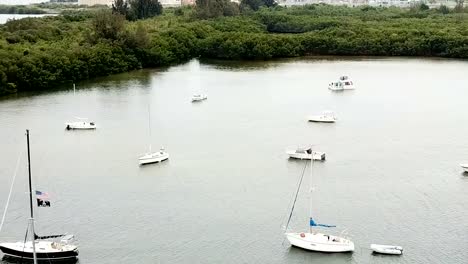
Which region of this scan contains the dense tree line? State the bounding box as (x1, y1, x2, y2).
(2, 4, 468, 95)
(0, 5, 46, 14)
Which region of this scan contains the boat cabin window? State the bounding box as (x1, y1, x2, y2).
(345, 82, 350, 85)
(306, 149, 312, 154)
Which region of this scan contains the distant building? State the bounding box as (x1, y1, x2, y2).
(78, 0, 113, 6)
(78, 0, 181, 6)
(161, 0, 181, 7)
(182, 0, 195, 5)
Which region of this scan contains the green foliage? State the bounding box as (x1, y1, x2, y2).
(128, 0, 163, 20)
(195, 0, 239, 19)
(2, 4, 468, 96)
(112, 0, 130, 17)
(0, 5, 46, 14)
(240, 0, 277, 12)
(91, 10, 126, 41)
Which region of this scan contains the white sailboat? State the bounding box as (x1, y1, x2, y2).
(286, 146, 326, 161)
(308, 111, 337, 123)
(0, 130, 79, 261)
(284, 158, 354, 253)
(138, 105, 169, 165)
(192, 94, 207, 102)
(65, 84, 96, 130)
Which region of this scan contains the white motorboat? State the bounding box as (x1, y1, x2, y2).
(308, 111, 336, 123)
(0, 130, 79, 261)
(370, 244, 403, 255)
(328, 76, 355, 91)
(192, 94, 207, 102)
(286, 146, 326, 161)
(284, 160, 354, 253)
(461, 164, 468, 173)
(139, 148, 169, 165)
(65, 84, 96, 130)
(65, 118, 96, 130)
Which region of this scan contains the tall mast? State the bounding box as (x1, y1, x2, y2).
(148, 103, 152, 152)
(26, 130, 38, 264)
(73, 83, 76, 97)
(309, 151, 313, 234)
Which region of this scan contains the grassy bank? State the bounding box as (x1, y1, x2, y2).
(1, 4, 468, 95)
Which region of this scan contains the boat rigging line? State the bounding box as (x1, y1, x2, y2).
(0, 149, 23, 234)
(284, 161, 309, 232)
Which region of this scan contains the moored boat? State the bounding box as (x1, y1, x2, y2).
(0, 130, 79, 262)
(284, 160, 354, 253)
(370, 244, 403, 255)
(308, 111, 337, 123)
(286, 146, 326, 161)
(65, 118, 96, 130)
(328, 76, 355, 91)
(139, 148, 169, 165)
(192, 94, 207, 102)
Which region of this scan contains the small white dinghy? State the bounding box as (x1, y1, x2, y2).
(286, 146, 326, 161)
(370, 244, 403, 255)
(460, 164, 468, 173)
(308, 111, 336, 123)
(192, 94, 207, 102)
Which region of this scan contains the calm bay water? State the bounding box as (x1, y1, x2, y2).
(0, 57, 468, 264)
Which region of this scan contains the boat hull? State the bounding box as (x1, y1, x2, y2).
(192, 95, 207, 102)
(370, 244, 403, 255)
(139, 153, 169, 165)
(65, 122, 96, 130)
(0, 243, 78, 261)
(287, 152, 326, 161)
(308, 118, 335, 123)
(285, 233, 354, 253)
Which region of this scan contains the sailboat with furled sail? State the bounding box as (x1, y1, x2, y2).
(0, 130, 79, 261)
(65, 83, 96, 130)
(284, 157, 354, 253)
(138, 104, 169, 165)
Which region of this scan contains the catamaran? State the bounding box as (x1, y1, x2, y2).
(284, 157, 354, 253)
(0, 130, 79, 261)
(65, 84, 96, 130)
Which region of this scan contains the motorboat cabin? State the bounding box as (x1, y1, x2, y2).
(328, 76, 355, 91)
(286, 147, 326, 161)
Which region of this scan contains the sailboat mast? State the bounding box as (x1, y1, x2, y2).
(309, 153, 313, 234)
(73, 83, 76, 97)
(148, 104, 152, 152)
(26, 130, 38, 264)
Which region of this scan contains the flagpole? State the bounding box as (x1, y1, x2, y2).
(26, 130, 38, 264)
